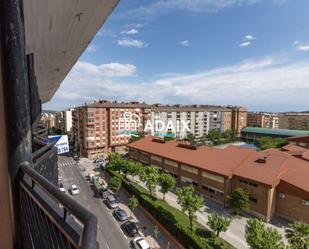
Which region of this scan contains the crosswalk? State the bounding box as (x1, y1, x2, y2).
(58, 161, 76, 167)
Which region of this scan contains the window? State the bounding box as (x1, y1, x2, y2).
(302, 200, 309, 206)
(165, 159, 178, 167)
(181, 164, 198, 174)
(202, 171, 224, 183)
(249, 197, 257, 203)
(239, 179, 258, 187)
(151, 155, 162, 161)
(279, 192, 285, 198)
(202, 185, 224, 197)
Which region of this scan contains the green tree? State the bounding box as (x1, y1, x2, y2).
(230, 188, 250, 215)
(207, 129, 221, 145)
(108, 153, 122, 173)
(285, 221, 309, 249)
(245, 218, 285, 249)
(255, 136, 287, 150)
(139, 166, 159, 196)
(207, 213, 231, 237)
(128, 195, 139, 217)
(176, 185, 204, 232)
(108, 176, 122, 193)
(128, 131, 144, 143)
(119, 159, 130, 178)
(222, 129, 236, 141)
(158, 173, 176, 200)
(127, 161, 142, 181)
(184, 132, 196, 145)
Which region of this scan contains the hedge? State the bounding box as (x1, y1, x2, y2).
(108, 169, 233, 249)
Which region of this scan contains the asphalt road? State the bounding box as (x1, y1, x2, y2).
(58, 156, 130, 249)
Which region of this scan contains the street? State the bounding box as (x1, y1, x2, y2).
(58, 155, 177, 249)
(58, 155, 130, 249)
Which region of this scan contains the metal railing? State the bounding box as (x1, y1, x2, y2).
(20, 162, 98, 249)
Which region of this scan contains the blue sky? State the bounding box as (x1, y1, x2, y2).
(44, 0, 309, 112)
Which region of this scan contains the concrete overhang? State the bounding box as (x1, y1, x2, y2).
(24, 0, 119, 103)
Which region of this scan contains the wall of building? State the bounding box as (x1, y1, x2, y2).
(279, 113, 309, 130)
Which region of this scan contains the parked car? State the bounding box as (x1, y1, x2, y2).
(113, 208, 128, 221)
(93, 157, 105, 163)
(70, 184, 80, 195)
(101, 188, 112, 199)
(59, 183, 65, 193)
(131, 237, 150, 249)
(123, 221, 139, 237)
(106, 194, 118, 209)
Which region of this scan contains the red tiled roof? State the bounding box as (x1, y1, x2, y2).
(287, 135, 309, 143)
(281, 144, 306, 153)
(128, 136, 309, 191)
(128, 136, 256, 177)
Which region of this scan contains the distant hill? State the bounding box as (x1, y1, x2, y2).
(42, 109, 58, 114)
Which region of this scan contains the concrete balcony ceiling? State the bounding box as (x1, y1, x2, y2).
(24, 0, 119, 103)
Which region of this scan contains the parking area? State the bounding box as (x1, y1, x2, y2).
(58, 155, 177, 249)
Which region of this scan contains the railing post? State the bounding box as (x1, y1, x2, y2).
(2, 0, 32, 248)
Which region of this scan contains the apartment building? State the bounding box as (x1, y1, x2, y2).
(229, 106, 247, 133)
(150, 105, 244, 140)
(73, 100, 150, 158)
(247, 112, 279, 129)
(128, 136, 309, 223)
(41, 111, 56, 129)
(55, 107, 75, 133)
(279, 112, 309, 130)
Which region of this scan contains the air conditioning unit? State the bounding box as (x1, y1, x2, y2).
(279, 193, 285, 198)
(302, 200, 309, 206)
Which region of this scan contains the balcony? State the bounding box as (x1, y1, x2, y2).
(19, 134, 98, 249)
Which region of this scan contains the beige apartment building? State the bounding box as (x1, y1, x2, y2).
(73, 100, 150, 158)
(55, 107, 75, 134)
(247, 112, 279, 129)
(41, 112, 56, 129)
(150, 105, 246, 140)
(279, 112, 309, 130)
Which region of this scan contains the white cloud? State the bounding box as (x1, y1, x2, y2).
(121, 29, 139, 35)
(293, 41, 309, 52)
(97, 29, 116, 37)
(239, 34, 256, 47)
(74, 61, 137, 77)
(45, 56, 309, 112)
(86, 44, 97, 53)
(124, 23, 147, 29)
(117, 38, 148, 48)
(180, 40, 190, 47)
(239, 41, 251, 47)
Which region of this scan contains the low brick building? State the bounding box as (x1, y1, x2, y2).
(128, 136, 309, 223)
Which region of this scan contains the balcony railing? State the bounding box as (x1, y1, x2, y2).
(20, 162, 98, 249)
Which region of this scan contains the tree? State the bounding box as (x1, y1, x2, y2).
(184, 132, 196, 145)
(108, 176, 122, 193)
(245, 218, 285, 249)
(128, 131, 144, 143)
(176, 185, 204, 232)
(139, 166, 159, 196)
(108, 153, 122, 173)
(119, 159, 130, 178)
(127, 161, 142, 181)
(222, 129, 236, 141)
(255, 136, 287, 150)
(207, 129, 221, 145)
(128, 195, 139, 217)
(230, 188, 250, 215)
(285, 221, 309, 249)
(207, 213, 231, 237)
(158, 173, 176, 200)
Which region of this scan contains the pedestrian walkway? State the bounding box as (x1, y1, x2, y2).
(131, 175, 288, 249)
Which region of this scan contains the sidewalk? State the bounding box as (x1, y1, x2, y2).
(131, 175, 288, 249)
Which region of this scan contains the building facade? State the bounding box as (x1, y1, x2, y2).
(279, 112, 309, 130)
(150, 105, 246, 140)
(72, 100, 150, 158)
(128, 136, 309, 223)
(247, 112, 279, 129)
(41, 112, 56, 129)
(55, 108, 75, 134)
